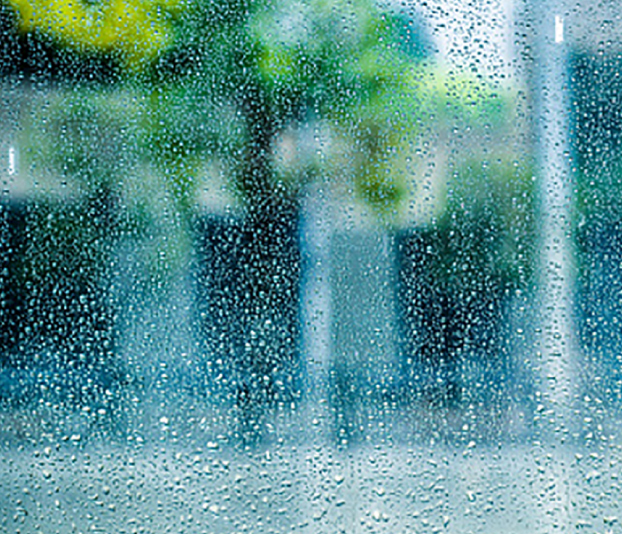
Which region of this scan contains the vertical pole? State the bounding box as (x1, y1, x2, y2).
(534, 2, 576, 444)
(532, 3, 576, 531)
(300, 183, 332, 440)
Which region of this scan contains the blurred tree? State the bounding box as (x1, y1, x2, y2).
(4, 0, 434, 210)
(157, 0, 433, 441)
(5, 0, 434, 441)
(4, 0, 517, 441)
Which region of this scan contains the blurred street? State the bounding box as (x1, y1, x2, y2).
(2, 437, 621, 534)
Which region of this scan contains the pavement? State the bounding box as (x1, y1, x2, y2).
(2, 410, 621, 534)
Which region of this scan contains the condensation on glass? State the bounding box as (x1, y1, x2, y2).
(1, 0, 621, 532)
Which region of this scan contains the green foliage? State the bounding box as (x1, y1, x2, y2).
(139, 0, 435, 213)
(438, 158, 537, 290)
(9, 0, 519, 227)
(7, 0, 183, 68)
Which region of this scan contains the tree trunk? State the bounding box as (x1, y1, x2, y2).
(233, 82, 302, 443)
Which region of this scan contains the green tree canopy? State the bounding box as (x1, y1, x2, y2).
(5, 0, 439, 217)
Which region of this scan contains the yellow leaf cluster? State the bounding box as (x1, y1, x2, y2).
(8, 0, 183, 67)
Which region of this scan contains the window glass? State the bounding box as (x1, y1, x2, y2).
(1, 0, 621, 531)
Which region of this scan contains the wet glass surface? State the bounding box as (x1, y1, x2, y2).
(2, 0, 622, 532)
